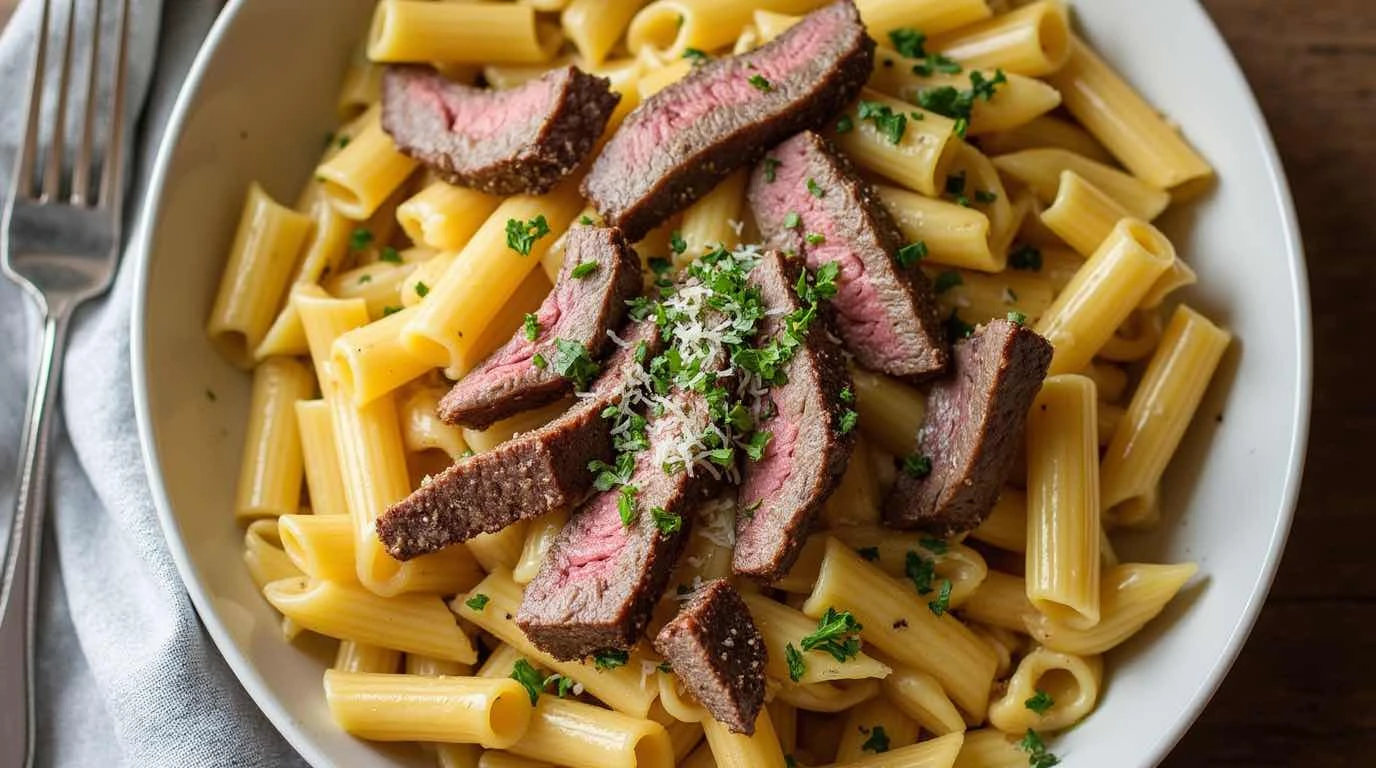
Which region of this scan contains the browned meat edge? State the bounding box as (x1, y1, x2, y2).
(733, 251, 855, 581)
(581, 0, 873, 240)
(382, 64, 619, 195)
(376, 320, 661, 559)
(884, 318, 1053, 533)
(654, 579, 767, 734)
(747, 130, 949, 380)
(438, 227, 643, 429)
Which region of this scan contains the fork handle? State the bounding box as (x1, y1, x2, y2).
(0, 310, 71, 768)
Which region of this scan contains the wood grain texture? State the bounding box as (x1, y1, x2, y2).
(1165, 1, 1376, 765)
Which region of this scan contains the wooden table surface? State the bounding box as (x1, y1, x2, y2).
(1163, 1, 1376, 765)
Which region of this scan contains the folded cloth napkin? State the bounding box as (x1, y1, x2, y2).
(0, 1, 305, 765)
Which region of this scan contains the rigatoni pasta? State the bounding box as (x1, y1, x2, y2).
(215, 3, 1230, 764)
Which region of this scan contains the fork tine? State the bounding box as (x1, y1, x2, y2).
(97, 0, 131, 211)
(41, 0, 78, 202)
(12, 0, 53, 203)
(71, 0, 104, 207)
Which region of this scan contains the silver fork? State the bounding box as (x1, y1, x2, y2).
(0, 0, 133, 765)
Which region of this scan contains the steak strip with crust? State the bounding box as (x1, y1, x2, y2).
(517, 388, 717, 660)
(733, 251, 855, 581)
(748, 131, 949, 380)
(376, 320, 660, 559)
(654, 579, 767, 735)
(439, 227, 642, 429)
(582, 0, 873, 240)
(885, 318, 1053, 534)
(382, 64, 619, 195)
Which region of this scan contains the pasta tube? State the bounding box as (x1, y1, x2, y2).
(368, 0, 562, 64)
(562, 0, 642, 66)
(403, 184, 583, 377)
(802, 539, 997, 716)
(837, 732, 965, 767)
(324, 670, 532, 747)
(1035, 218, 1174, 375)
(880, 660, 966, 736)
(626, 0, 831, 59)
(868, 54, 1060, 136)
(702, 710, 787, 768)
(834, 696, 920, 762)
(1025, 563, 1198, 654)
(234, 357, 314, 520)
(334, 641, 401, 675)
(854, 0, 990, 39)
(507, 697, 674, 768)
(316, 105, 419, 221)
(264, 577, 476, 663)
(1025, 374, 1101, 628)
(929, 0, 1070, 77)
(875, 184, 999, 272)
(1100, 305, 1230, 526)
(397, 181, 502, 253)
(848, 364, 926, 457)
(1046, 35, 1213, 191)
(987, 647, 1102, 733)
(741, 592, 891, 686)
(977, 114, 1114, 165)
(207, 184, 313, 368)
(243, 520, 301, 590)
(831, 91, 960, 197)
(991, 148, 1170, 221)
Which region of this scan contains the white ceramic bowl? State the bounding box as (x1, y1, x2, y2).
(131, 1, 1311, 765)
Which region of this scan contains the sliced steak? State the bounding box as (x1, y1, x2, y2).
(381, 64, 619, 196)
(733, 251, 854, 581)
(654, 580, 767, 735)
(748, 131, 949, 380)
(582, 0, 873, 240)
(885, 319, 1053, 534)
(439, 227, 642, 429)
(517, 390, 717, 660)
(376, 321, 661, 559)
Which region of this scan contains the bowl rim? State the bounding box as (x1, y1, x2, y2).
(128, 1, 1313, 766)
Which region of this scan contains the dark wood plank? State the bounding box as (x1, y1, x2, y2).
(1166, 1, 1376, 764)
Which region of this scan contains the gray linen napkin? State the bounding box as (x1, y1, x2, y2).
(0, 1, 305, 765)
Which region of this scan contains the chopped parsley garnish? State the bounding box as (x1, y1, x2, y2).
(805, 232, 826, 245)
(919, 536, 948, 554)
(857, 100, 907, 144)
(357, 274, 373, 285)
(945, 309, 974, 342)
(579, 214, 594, 226)
(742, 430, 773, 461)
(783, 211, 802, 229)
(551, 338, 600, 390)
(532, 352, 547, 369)
(800, 607, 863, 662)
(763, 156, 780, 182)
(913, 52, 963, 77)
(1025, 689, 1056, 715)
(933, 270, 964, 294)
(617, 485, 640, 526)
(807, 177, 825, 197)
(505, 214, 551, 256)
(837, 408, 858, 434)
(895, 241, 928, 268)
(861, 725, 890, 754)
(379, 246, 402, 263)
(902, 454, 932, 479)
(337, 135, 351, 149)
(1007, 310, 1028, 325)
(554, 675, 576, 697)
(657, 661, 672, 673)
(928, 578, 953, 616)
(349, 228, 374, 251)
(916, 69, 1007, 137)
(511, 659, 545, 704)
(839, 387, 855, 404)
(570, 261, 599, 279)
(975, 189, 999, 204)
(1009, 243, 1043, 271)
(464, 593, 490, 611)
(857, 546, 880, 561)
(888, 28, 927, 59)
(906, 550, 936, 595)
(593, 649, 629, 670)
(836, 114, 854, 133)
(651, 506, 682, 534)
(683, 47, 709, 64)
(1019, 729, 1061, 768)
(785, 756, 798, 768)
(748, 74, 773, 92)
(785, 642, 806, 682)
(946, 171, 970, 206)
(414, 281, 429, 298)
(670, 230, 687, 255)
(523, 313, 540, 341)
(381, 305, 402, 317)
